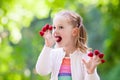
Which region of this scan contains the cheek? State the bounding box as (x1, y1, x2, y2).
(52, 30, 54, 35)
(62, 32, 72, 40)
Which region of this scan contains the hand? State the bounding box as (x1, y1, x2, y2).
(82, 50, 105, 74)
(39, 24, 55, 47)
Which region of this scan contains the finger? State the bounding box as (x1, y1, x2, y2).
(48, 25, 53, 31)
(96, 59, 106, 66)
(88, 52, 93, 57)
(93, 53, 103, 61)
(94, 50, 100, 55)
(82, 59, 87, 66)
(47, 30, 51, 34)
(94, 55, 101, 62)
(93, 54, 97, 60)
(93, 50, 104, 60)
(43, 29, 51, 38)
(96, 61, 102, 66)
(98, 53, 104, 59)
(42, 24, 49, 32)
(101, 59, 106, 64)
(39, 24, 51, 36)
(94, 53, 104, 62)
(43, 32, 51, 39)
(39, 31, 44, 36)
(93, 50, 100, 60)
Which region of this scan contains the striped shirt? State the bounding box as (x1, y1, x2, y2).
(58, 57, 72, 80)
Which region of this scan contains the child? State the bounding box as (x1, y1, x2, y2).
(36, 10, 104, 80)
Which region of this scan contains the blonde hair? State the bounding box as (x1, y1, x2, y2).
(55, 10, 88, 53)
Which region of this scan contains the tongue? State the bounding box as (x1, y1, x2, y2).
(56, 36, 62, 42)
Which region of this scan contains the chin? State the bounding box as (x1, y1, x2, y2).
(55, 42, 63, 48)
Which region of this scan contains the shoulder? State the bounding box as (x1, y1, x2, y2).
(50, 47, 65, 57)
(51, 47, 63, 52)
(74, 49, 90, 61)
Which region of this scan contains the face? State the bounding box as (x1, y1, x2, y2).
(52, 15, 77, 48)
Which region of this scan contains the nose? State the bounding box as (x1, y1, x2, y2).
(52, 28, 59, 36)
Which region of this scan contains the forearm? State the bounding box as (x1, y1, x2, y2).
(85, 69, 100, 80)
(36, 45, 53, 75)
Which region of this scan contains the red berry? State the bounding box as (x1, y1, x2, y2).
(39, 31, 44, 36)
(94, 50, 100, 55)
(56, 36, 62, 42)
(49, 25, 53, 30)
(88, 52, 93, 57)
(101, 59, 106, 63)
(42, 27, 47, 32)
(45, 24, 49, 30)
(98, 54, 104, 58)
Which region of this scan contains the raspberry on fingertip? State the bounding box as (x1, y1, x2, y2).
(88, 52, 93, 57)
(49, 25, 53, 30)
(98, 54, 104, 58)
(94, 50, 100, 55)
(101, 59, 106, 63)
(39, 31, 44, 36)
(45, 24, 49, 30)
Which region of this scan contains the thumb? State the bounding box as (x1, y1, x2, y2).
(82, 59, 87, 65)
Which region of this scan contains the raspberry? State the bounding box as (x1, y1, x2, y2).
(42, 27, 47, 32)
(94, 50, 100, 55)
(49, 25, 53, 30)
(88, 52, 93, 57)
(45, 24, 49, 30)
(101, 59, 106, 63)
(56, 36, 62, 42)
(98, 54, 104, 58)
(39, 31, 44, 36)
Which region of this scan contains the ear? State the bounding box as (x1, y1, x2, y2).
(72, 28, 79, 37)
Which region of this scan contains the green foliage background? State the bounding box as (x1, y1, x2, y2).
(0, 0, 120, 80)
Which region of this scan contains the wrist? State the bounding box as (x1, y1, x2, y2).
(87, 70, 94, 74)
(45, 39, 55, 48)
(45, 44, 53, 48)
(87, 69, 95, 74)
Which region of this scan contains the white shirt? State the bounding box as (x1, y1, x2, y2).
(36, 46, 100, 80)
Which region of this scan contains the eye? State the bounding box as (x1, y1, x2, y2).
(53, 26, 56, 29)
(59, 26, 63, 29)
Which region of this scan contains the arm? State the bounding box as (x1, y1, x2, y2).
(84, 68, 100, 80)
(82, 53, 101, 80)
(36, 24, 55, 75)
(35, 46, 53, 75)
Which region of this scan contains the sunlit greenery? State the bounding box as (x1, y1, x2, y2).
(0, 0, 120, 80)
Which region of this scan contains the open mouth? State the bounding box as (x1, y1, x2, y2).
(55, 36, 62, 42)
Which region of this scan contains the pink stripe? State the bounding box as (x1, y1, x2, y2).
(59, 65, 71, 73)
(59, 70, 71, 73)
(60, 65, 71, 70)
